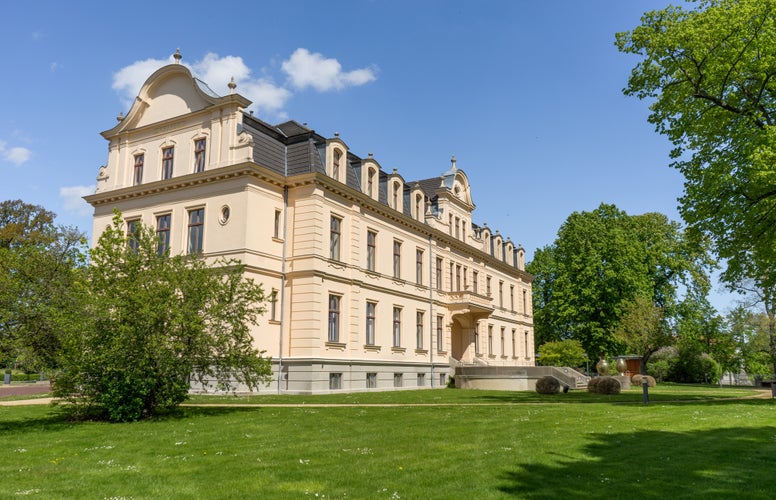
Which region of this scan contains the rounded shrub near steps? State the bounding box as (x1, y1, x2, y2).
(631, 374, 657, 387)
(587, 376, 621, 395)
(535, 376, 561, 394)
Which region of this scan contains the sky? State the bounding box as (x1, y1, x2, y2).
(0, 0, 739, 311)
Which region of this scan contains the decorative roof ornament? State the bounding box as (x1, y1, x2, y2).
(228, 77, 236, 94)
(116, 112, 124, 122)
(173, 48, 182, 64)
(450, 154, 457, 171)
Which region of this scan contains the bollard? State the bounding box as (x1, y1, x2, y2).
(642, 375, 649, 405)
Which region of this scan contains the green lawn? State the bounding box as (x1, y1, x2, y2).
(1, 386, 774, 498)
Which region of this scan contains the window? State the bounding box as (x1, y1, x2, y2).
(472, 271, 479, 294)
(329, 373, 342, 390)
(366, 302, 376, 345)
(330, 216, 341, 261)
(393, 307, 402, 347)
(499, 281, 504, 308)
(436, 258, 443, 291)
(188, 208, 204, 254)
(156, 214, 171, 256)
(416, 311, 424, 349)
(393, 240, 401, 279)
(367, 168, 375, 197)
(486, 276, 492, 297)
(474, 323, 480, 355)
(328, 295, 340, 342)
(392, 181, 400, 209)
(416, 249, 423, 285)
(463, 266, 468, 290)
(393, 373, 403, 388)
(126, 219, 140, 252)
(162, 147, 174, 180)
(488, 325, 494, 356)
(133, 154, 144, 185)
(366, 230, 376, 271)
(417, 373, 425, 387)
(501, 327, 506, 356)
(270, 290, 278, 321)
(194, 138, 207, 173)
(333, 149, 341, 180)
(455, 217, 460, 239)
(436, 315, 444, 352)
(449, 263, 454, 292)
(366, 373, 377, 389)
(524, 331, 530, 359)
(456, 265, 461, 291)
(512, 329, 517, 357)
(510, 285, 515, 311)
(440, 374, 446, 387)
(523, 290, 528, 315)
(415, 194, 423, 220)
(274, 209, 281, 239)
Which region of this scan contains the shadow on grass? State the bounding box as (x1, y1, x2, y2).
(497, 425, 776, 498)
(0, 403, 262, 433)
(471, 391, 773, 406)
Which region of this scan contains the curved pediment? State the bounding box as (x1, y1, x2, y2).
(101, 62, 250, 138)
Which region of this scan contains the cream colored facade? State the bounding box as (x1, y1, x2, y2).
(85, 56, 534, 394)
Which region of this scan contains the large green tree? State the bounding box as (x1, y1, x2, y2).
(527, 204, 713, 360)
(54, 213, 272, 421)
(0, 200, 86, 370)
(616, 0, 776, 294)
(613, 295, 673, 374)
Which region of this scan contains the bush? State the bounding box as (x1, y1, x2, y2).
(631, 374, 656, 387)
(647, 359, 670, 382)
(535, 376, 561, 394)
(588, 376, 621, 394)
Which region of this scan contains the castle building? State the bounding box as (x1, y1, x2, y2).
(85, 54, 534, 394)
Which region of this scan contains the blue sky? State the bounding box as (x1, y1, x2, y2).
(0, 1, 737, 311)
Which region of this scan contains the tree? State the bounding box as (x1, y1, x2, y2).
(537, 339, 587, 369)
(613, 295, 674, 374)
(616, 0, 776, 299)
(0, 200, 86, 370)
(526, 204, 713, 361)
(54, 213, 272, 421)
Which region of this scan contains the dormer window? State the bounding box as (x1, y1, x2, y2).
(392, 181, 400, 209)
(333, 149, 342, 181)
(415, 194, 423, 220)
(367, 168, 375, 197)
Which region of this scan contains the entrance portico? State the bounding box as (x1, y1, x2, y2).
(447, 291, 494, 364)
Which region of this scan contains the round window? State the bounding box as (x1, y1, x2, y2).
(219, 205, 231, 225)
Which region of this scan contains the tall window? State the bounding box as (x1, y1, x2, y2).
(436, 315, 443, 352)
(472, 271, 479, 294)
(512, 329, 517, 357)
(330, 216, 341, 261)
(366, 302, 376, 345)
(392, 181, 400, 209)
(126, 219, 140, 252)
(474, 323, 480, 355)
(455, 217, 460, 239)
(270, 290, 278, 321)
(436, 258, 443, 291)
(393, 240, 401, 279)
(488, 325, 494, 356)
(194, 138, 207, 173)
(523, 290, 528, 315)
(449, 263, 454, 292)
(332, 149, 341, 180)
(510, 285, 515, 311)
(392, 307, 401, 347)
(416, 249, 423, 285)
(156, 214, 171, 256)
(366, 230, 376, 271)
(416, 311, 424, 349)
(499, 281, 504, 308)
(486, 276, 492, 297)
(456, 265, 461, 291)
(367, 168, 375, 197)
(415, 194, 423, 219)
(274, 209, 281, 239)
(162, 147, 174, 180)
(328, 295, 340, 342)
(501, 327, 506, 356)
(524, 331, 530, 359)
(188, 208, 204, 254)
(133, 154, 144, 186)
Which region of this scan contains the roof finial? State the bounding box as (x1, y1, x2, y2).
(451, 154, 457, 170)
(173, 48, 182, 64)
(116, 111, 124, 122)
(228, 76, 236, 94)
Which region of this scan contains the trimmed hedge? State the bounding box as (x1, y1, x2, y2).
(631, 374, 657, 387)
(535, 376, 561, 394)
(587, 376, 621, 395)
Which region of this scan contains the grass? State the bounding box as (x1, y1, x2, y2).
(1, 386, 774, 498)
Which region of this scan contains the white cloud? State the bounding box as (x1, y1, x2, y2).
(112, 56, 174, 108)
(281, 48, 377, 91)
(111, 49, 376, 119)
(0, 140, 31, 166)
(60, 185, 96, 216)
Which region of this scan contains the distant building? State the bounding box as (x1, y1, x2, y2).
(85, 54, 534, 394)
